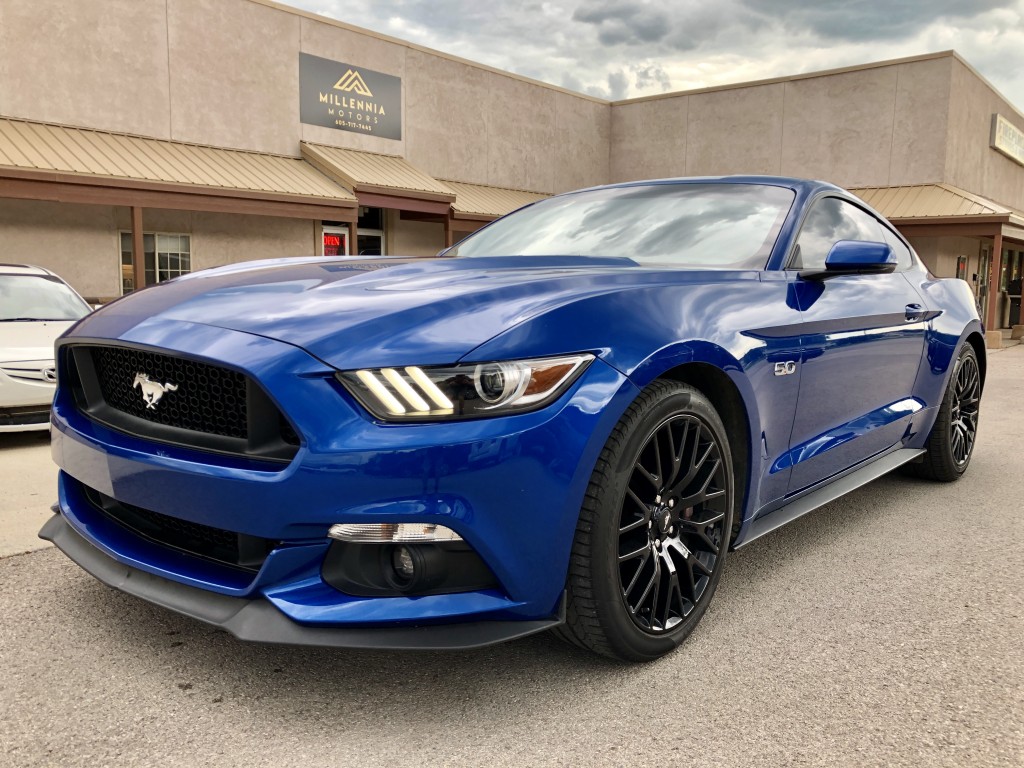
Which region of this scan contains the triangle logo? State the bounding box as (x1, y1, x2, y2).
(333, 69, 373, 97)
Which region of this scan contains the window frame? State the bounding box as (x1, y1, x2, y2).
(784, 194, 919, 273)
(119, 230, 193, 294)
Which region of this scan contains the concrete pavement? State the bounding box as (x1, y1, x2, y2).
(0, 429, 54, 557)
(1, 347, 1022, 767)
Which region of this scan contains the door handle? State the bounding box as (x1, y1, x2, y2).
(905, 303, 926, 322)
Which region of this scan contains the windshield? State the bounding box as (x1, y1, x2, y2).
(447, 182, 795, 268)
(0, 274, 91, 321)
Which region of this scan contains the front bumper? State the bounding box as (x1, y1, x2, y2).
(40, 513, 564, 649)
(49, 319, 638, 642)
(0, 362, 55, 431)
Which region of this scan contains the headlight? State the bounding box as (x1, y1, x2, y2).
(337, 353, 594, 421)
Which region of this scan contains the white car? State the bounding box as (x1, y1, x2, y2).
(0, 264, 91, 432)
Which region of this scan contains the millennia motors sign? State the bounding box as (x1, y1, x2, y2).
(299, 52, 402, 140)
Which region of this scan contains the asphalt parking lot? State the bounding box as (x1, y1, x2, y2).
(1, 348, 1022, 768)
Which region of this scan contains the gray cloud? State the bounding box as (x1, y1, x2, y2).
(571, 1, 671, 44)
(741, 0, 1014, 40)
(288, 0, 1024, 108)
(607, 70, 630, 99)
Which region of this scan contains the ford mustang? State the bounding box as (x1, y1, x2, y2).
(41, 176, 984, 661)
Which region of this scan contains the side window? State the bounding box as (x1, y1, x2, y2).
(790, 197, 884, 270)
(878, 225, 913, 270)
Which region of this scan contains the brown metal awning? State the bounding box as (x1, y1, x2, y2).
(851, 183, 1024, 339)
(300, 142, 455, 215)
(0, 118, 358, 221)
(444, 179, 548, 224)
(850, 183, 1024, 240)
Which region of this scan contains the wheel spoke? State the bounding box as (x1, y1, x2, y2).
(634, 462, 659, 488)
(618, 542, 650, 562)
(691, 556, 714, 579)
(633, 557, 659, 612)
(651, 427, 664, 487)
(624, 547, 652, 596)
(661, 420, 687, 491)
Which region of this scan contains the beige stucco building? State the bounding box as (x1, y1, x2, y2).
(1, 0, 1023, 336)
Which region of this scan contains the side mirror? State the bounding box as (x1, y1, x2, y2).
(801, 240, 896, 280)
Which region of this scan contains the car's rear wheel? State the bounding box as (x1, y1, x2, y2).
(556, 380, 734, 661)
(908, 343, 981, 482)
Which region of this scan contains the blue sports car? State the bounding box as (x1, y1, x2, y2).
(42, 176, 984, 661)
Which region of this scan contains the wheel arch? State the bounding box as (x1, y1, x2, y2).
(656, 361, 752, 544)
(964, 330, 987, 392)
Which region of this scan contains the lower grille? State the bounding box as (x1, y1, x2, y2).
(0, 405, 50, 426)
(83, 486, 276, 573)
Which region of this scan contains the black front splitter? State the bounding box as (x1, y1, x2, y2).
(39, 513, 564, 650)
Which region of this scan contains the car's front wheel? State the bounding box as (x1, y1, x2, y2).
(556, 380, 734, 661)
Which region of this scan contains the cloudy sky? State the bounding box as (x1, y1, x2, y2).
(284, 0, 1024, 107)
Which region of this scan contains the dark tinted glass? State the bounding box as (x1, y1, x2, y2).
(447, 183, 795, 269)
(791, 197, 884, 269)
(879, 225, 914, 269)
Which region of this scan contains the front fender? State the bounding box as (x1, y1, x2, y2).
(463, 278, 804, 523)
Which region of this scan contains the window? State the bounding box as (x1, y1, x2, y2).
(120, 232, 191, 294)
(878, 225, 914, 270)
(0, 274, 90, 321)
(447, 183, 795, 269)
(322, 225, 348, 256)
(956, 256, 968, 280)
(790, 197, 884, 270)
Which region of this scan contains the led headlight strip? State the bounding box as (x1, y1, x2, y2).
(337, 353, 594, 421)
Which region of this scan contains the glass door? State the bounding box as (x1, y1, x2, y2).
(322, 226, 348, 256)
(978, 248, 990, 319)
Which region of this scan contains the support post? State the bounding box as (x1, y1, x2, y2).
(444, 217, 453, 249)
(985, 230, 1004, 348)
(131, 206, 145, 292)
(348, 220, 358, 256)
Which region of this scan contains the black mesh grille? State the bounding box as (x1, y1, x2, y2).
(91, 346, 248, 439)
(83, 486, 275, 572)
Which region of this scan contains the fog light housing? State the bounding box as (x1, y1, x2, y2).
(382, 543, 446, 593)
(391, 545, 416, 582)
(321, 538, 499, 598)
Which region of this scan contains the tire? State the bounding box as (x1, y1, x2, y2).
(908, 343, 981, 482)
(555, 380, 734, 662)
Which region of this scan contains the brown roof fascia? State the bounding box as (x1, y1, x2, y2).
(0, 169, 357, 221)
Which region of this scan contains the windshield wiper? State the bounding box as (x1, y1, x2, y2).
(0, 317, 66, 322)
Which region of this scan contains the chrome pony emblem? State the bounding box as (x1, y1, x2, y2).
(133, 372, 179, 410)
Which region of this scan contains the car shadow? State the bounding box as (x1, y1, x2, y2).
(0, 430, 50, 452)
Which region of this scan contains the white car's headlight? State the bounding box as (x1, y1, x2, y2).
(337, 353, 594, 421)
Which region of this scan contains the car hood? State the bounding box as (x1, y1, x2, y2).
(0, 320, 77, 362)
(69, 256, 736, 369)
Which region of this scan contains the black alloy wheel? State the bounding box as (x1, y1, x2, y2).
(908, 343, 982, 482)
(555, 380, 735, 661)
(618, 413, 729, 634)
(949, 351, 981, 465)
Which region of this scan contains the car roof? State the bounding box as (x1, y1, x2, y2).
(558, 175, 844, 198)
(0, 263, 56, 276)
